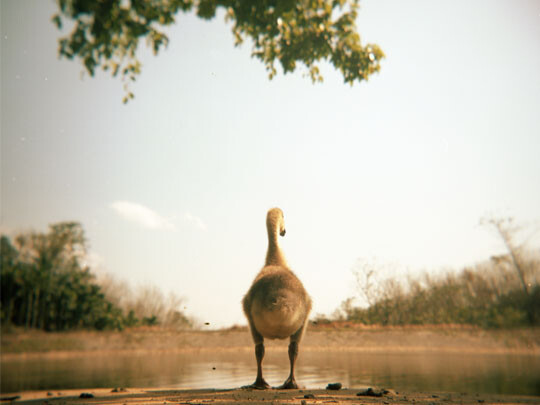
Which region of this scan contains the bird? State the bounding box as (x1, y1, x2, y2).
(242, 207, 311, 389)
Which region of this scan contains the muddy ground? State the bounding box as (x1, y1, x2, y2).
(3, 387, 539, 405)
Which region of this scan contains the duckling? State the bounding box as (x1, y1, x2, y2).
(243, 208, 311, 389)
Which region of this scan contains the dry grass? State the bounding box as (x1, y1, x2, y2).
(2, 324, 539, 360)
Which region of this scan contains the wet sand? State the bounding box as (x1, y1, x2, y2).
(3, 387, 539, 405)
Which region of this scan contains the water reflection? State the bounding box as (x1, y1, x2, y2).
(2, 350, 539, 395)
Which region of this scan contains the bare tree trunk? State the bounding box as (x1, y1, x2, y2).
(492, 219, 529, 296)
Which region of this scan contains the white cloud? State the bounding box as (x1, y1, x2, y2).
(110, 201, 176, 231)
(184, 212, 207, 231)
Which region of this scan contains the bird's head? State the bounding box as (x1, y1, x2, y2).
(267, 207, 286, 237)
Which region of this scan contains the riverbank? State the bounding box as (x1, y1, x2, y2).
(2, 324, 539, 359)
(3, 387, 540, 405)
(2, 326, 540, 403)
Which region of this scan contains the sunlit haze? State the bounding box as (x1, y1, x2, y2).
(2, 0, 539, 328)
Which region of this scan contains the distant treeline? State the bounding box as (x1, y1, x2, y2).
(1, 222, 192, 331)
(336, 218, 540, 328)
(338, 260, 540, 328)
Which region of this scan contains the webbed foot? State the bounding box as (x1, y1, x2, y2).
(276, 377, 299, 389)
(242, 378, 271, 390)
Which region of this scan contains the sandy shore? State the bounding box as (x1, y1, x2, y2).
(3, 387, 539, 405)
(3, 325, 540, 359)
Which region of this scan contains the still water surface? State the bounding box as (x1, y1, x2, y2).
(2, 350, 539, 395)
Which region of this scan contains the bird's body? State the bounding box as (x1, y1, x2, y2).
(245, 265, 309, 339)
(243, 208, 311, 389)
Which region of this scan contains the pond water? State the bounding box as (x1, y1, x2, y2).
(2, 350, 539, 396)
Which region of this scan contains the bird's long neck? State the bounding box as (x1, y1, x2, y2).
(265, 222, 287, 267)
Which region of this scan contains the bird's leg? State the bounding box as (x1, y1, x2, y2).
(277, 340, 299, 389)
(244, 342, 270, 389)
(254, 342, 270, 388)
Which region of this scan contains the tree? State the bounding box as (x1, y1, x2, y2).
(334, 218, 539, 328)
(1, 236, 19, 325)
(351, 258, 383, 308)
(481, 216, 540, 325)
(2, 222, 194, 331)
(52, 0, 384, 102)
(1, 222, 124, 331)
(481, 217, 531, 296)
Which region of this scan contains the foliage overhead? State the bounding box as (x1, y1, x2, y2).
(52, 0, 384, 102)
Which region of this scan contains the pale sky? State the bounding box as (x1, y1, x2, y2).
(1, 0, 540, 328)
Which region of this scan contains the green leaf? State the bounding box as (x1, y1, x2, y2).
(52, 0, 383, 102)
(52, 14, 62, 29)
